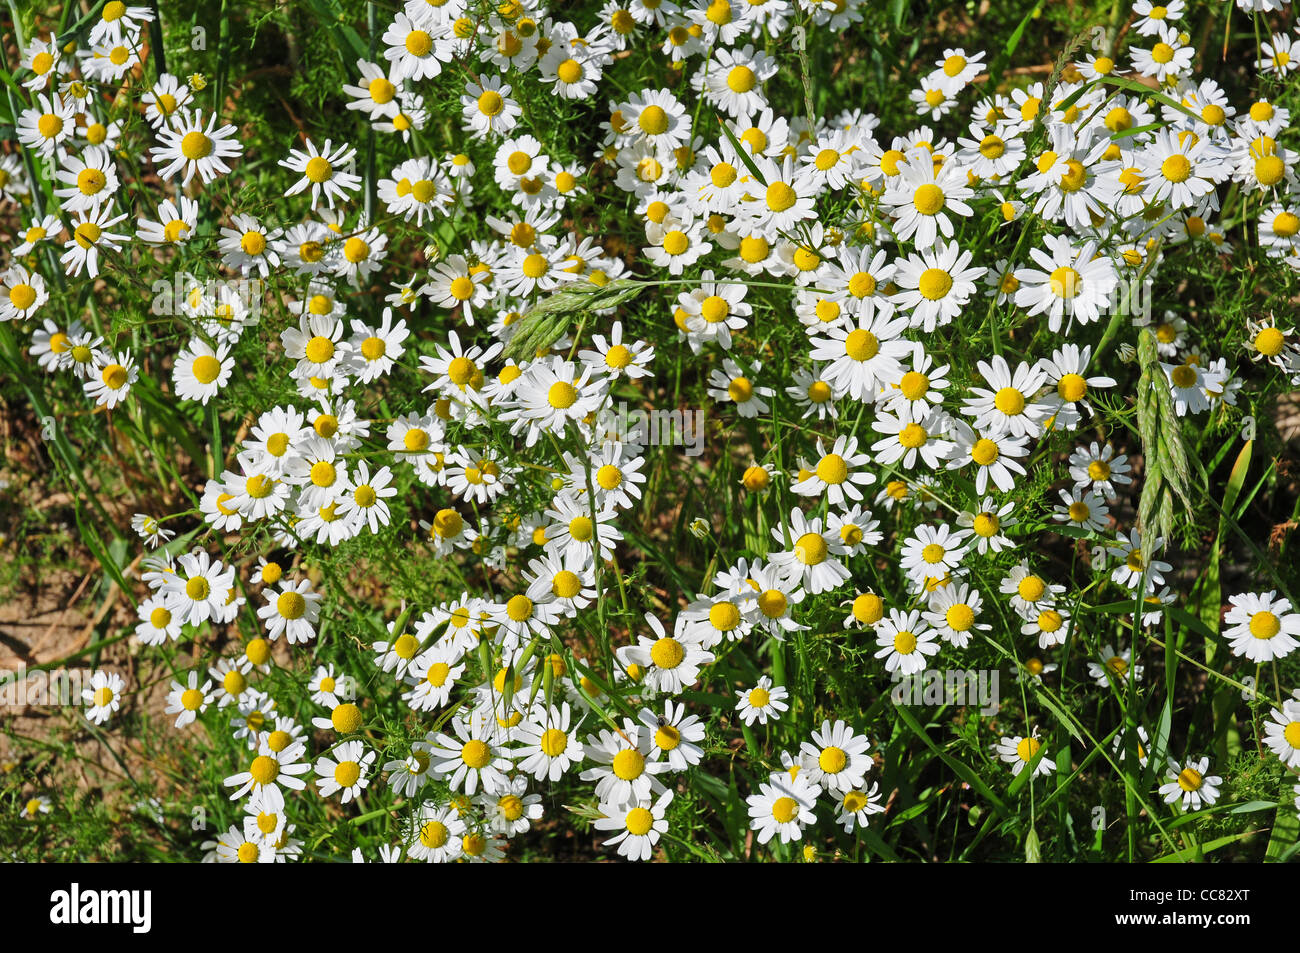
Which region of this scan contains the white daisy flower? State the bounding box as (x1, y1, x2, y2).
(994, 727, 1055, 777)
(1159, 756, 1221, 811)
(1223, 591, 1300, 663)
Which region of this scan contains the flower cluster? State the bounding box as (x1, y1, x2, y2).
(5, 0, 1300, 861)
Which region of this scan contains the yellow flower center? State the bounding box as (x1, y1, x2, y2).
(174, 686, 203, 711)
(180, 131, 212, 160)
(662, 230, 689, 255)
(334, 761, 361, 787)
(946, 604, 974, 631)
(815, 148, 839, 171)
(506, 594, 534, 621)
(994, 387, 1026, 415)
(245, 637, 271, 665)
(739, 235, 769, 262)
(912, 183, 944, 215)
(539, 728, 569, 757)
(244, 474, 276, 500)
(979, 135, 1005, 159)
(1250, 611, 1281, 639)
(1057, 373, 1087, 402)
(38, 113, 64, 138)
(1059, 160, 1087, 191)
(1171, 363, 1197, 388)
(896, 371, 929, 401)
(898, 424, 927, 448)
(304, 156, 333, 183)
(612, 748, 645, 780)
(847, 273, 876, 300)
(1160, 154, 1191, 183)
(815, 454, 848, 485)
(1048, 266, 1081, 299)
(309, 461, 336, 487)
(270, 590, 306, 623)
(182, 574, 210, 600)
(552, 570, 582, 599)
(709, 601, 741, 632)
(1177, 767, 1203, 791)
(757, 589, 787, 618)
(795, 532, 827, 565)
(556, 59, 583, 84)
(75, 222, 102, 248)
(771, 797, 798, 823)
(343, 237, 368, 263)
(405, 30, 432, 56)
(433, 508, 462, 538)
(625, 806, 654, 836)
(425, 662, 450, 687)
(188, 354, 222, 385)
(547, 381, 578, 408)
(765, 181, 797, 212)
(699, 295, 730, 324)
(599, 345, 631, 372)
(844, 329, 879, 360)
(461, 739, 491, 769)
(8, 284, 37, 310)
(521, 253, 549, 278)
(420, 821, 449, 848)
(727, 65, 757, 93)
(728, 377, 753, 402)
(638, 104, 669, 134)
(651, 636, 684, 668)
(1018, 576, 1045, 601)
(77, 167, 108, 196)
(249, 755, 278, 784)
(970, 438, 998, 466)
(1255, 327, 1285, 355)
(818, 746, 847, 774)
(331, 703, 362, 733)
(917, 268, 953, 300)
(304, 335, 335, 364)
(852, 593, 884, 624)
